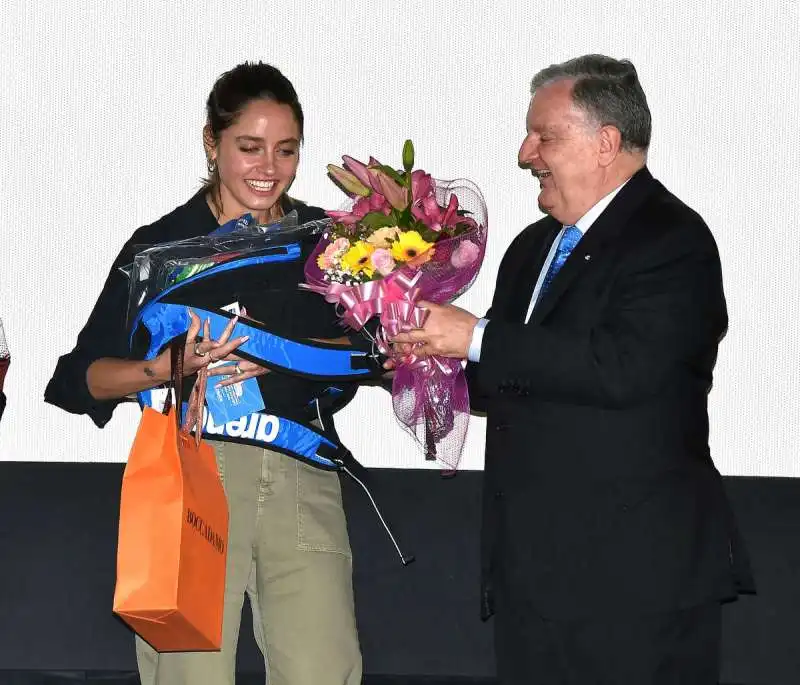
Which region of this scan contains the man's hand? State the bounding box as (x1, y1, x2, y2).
(391, 301, 478, 359)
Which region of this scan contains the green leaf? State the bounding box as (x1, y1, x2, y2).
(359, 212, 400, 229)
(396, 207, 414, 225)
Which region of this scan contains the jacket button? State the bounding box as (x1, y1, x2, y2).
(494, 423, 507, 432)
(494, 490, 504, 500)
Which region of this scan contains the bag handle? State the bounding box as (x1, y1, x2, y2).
(160, 338, 184, 428)
(182, 362, 208, 448)
(160, 337, 207, 446)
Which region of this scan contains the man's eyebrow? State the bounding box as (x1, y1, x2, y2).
(528, 123, 559, 134)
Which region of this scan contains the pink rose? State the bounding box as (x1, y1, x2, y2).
(327, 237, 350, 256)
(450, 240, 481, 269)
(319, 237, 351, 270)
(370, 248, 396, 276)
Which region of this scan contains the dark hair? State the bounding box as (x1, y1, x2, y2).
(531, 54, 651, 152)
(203, 62, 304, 214)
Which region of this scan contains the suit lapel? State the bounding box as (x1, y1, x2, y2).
(505, 218, 561, 322)
(531, 167, 658, 324)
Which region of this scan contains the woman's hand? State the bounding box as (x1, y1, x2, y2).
(206, 334, 355, 388)
(87, 311, 249, 402)
(206, 354, 271, 387)
(153, 310, 250, 379)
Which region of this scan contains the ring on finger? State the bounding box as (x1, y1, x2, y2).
(234, 362, 243, 375)
(194, 342, 208, 357)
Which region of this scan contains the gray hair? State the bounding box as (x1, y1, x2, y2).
(531, 54, 651, 152)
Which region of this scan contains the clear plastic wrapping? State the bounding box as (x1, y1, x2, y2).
(121, 211, 330, 328)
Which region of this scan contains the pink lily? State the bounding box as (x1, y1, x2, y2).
(326, 210, 362, 225)
(370, 168, 408, 210)
(341, 155, 372, 188)
(412, 194, 445, 231)
(327, 164, 371, 197)
(441, 194, 460, 227)
(326, 189, 393, 225)
(410, 169, 434, 203)
(361, 192, 392, 215)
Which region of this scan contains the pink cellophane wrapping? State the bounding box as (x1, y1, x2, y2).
(303, 179, 488, 468)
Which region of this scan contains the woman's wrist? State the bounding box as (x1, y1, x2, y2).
(142, 354, 170, 385)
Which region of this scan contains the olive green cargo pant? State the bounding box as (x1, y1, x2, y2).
(136, 441, 361, 685)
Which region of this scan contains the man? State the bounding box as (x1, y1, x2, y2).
(393, 55, 752, 684)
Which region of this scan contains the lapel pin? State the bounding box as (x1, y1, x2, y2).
(584, 253, 592, 261)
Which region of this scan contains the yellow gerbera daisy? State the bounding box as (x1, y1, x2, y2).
(341, 241, 376, 277)
(391, 230, 434, 263)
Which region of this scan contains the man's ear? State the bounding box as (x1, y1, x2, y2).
(598, 125, 622, 167)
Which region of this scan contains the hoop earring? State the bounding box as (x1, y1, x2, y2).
(207, 158, 217, 174)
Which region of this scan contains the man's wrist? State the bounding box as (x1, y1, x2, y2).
(467, 318, 489, 363)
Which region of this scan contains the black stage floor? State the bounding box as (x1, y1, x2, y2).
(1, 463, 798, 684)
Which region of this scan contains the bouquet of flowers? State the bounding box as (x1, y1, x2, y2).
(303, 141, 487, 468)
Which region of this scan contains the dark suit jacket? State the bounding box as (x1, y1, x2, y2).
(468, 167, 753, 621)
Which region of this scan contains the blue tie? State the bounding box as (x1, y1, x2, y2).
(535, 225, 582, 306)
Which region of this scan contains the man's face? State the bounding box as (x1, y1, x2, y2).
(518, 80, 604, 225)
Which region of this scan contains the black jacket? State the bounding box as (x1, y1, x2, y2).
(45, 191, 360, 427)
(469, 167, 753, 620)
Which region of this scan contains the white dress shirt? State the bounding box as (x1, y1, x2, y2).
(467, 181, 628, 363)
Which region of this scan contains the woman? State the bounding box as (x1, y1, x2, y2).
(0, 318, 8, 421)
(46, 62, 362, 685)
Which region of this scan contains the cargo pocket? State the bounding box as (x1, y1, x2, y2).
(295, 460, 352, 557)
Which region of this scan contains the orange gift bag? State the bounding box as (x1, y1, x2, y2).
(113, 343, 228, 651)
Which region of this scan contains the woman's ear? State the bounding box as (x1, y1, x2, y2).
(203, 124, 216, 163)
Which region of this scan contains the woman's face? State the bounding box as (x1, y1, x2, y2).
(206, 98, 301, 223)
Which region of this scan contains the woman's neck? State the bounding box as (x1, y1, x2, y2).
(205, 190, 284, 226)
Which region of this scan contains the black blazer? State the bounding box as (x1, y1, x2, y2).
(468, 167, 753, 621)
